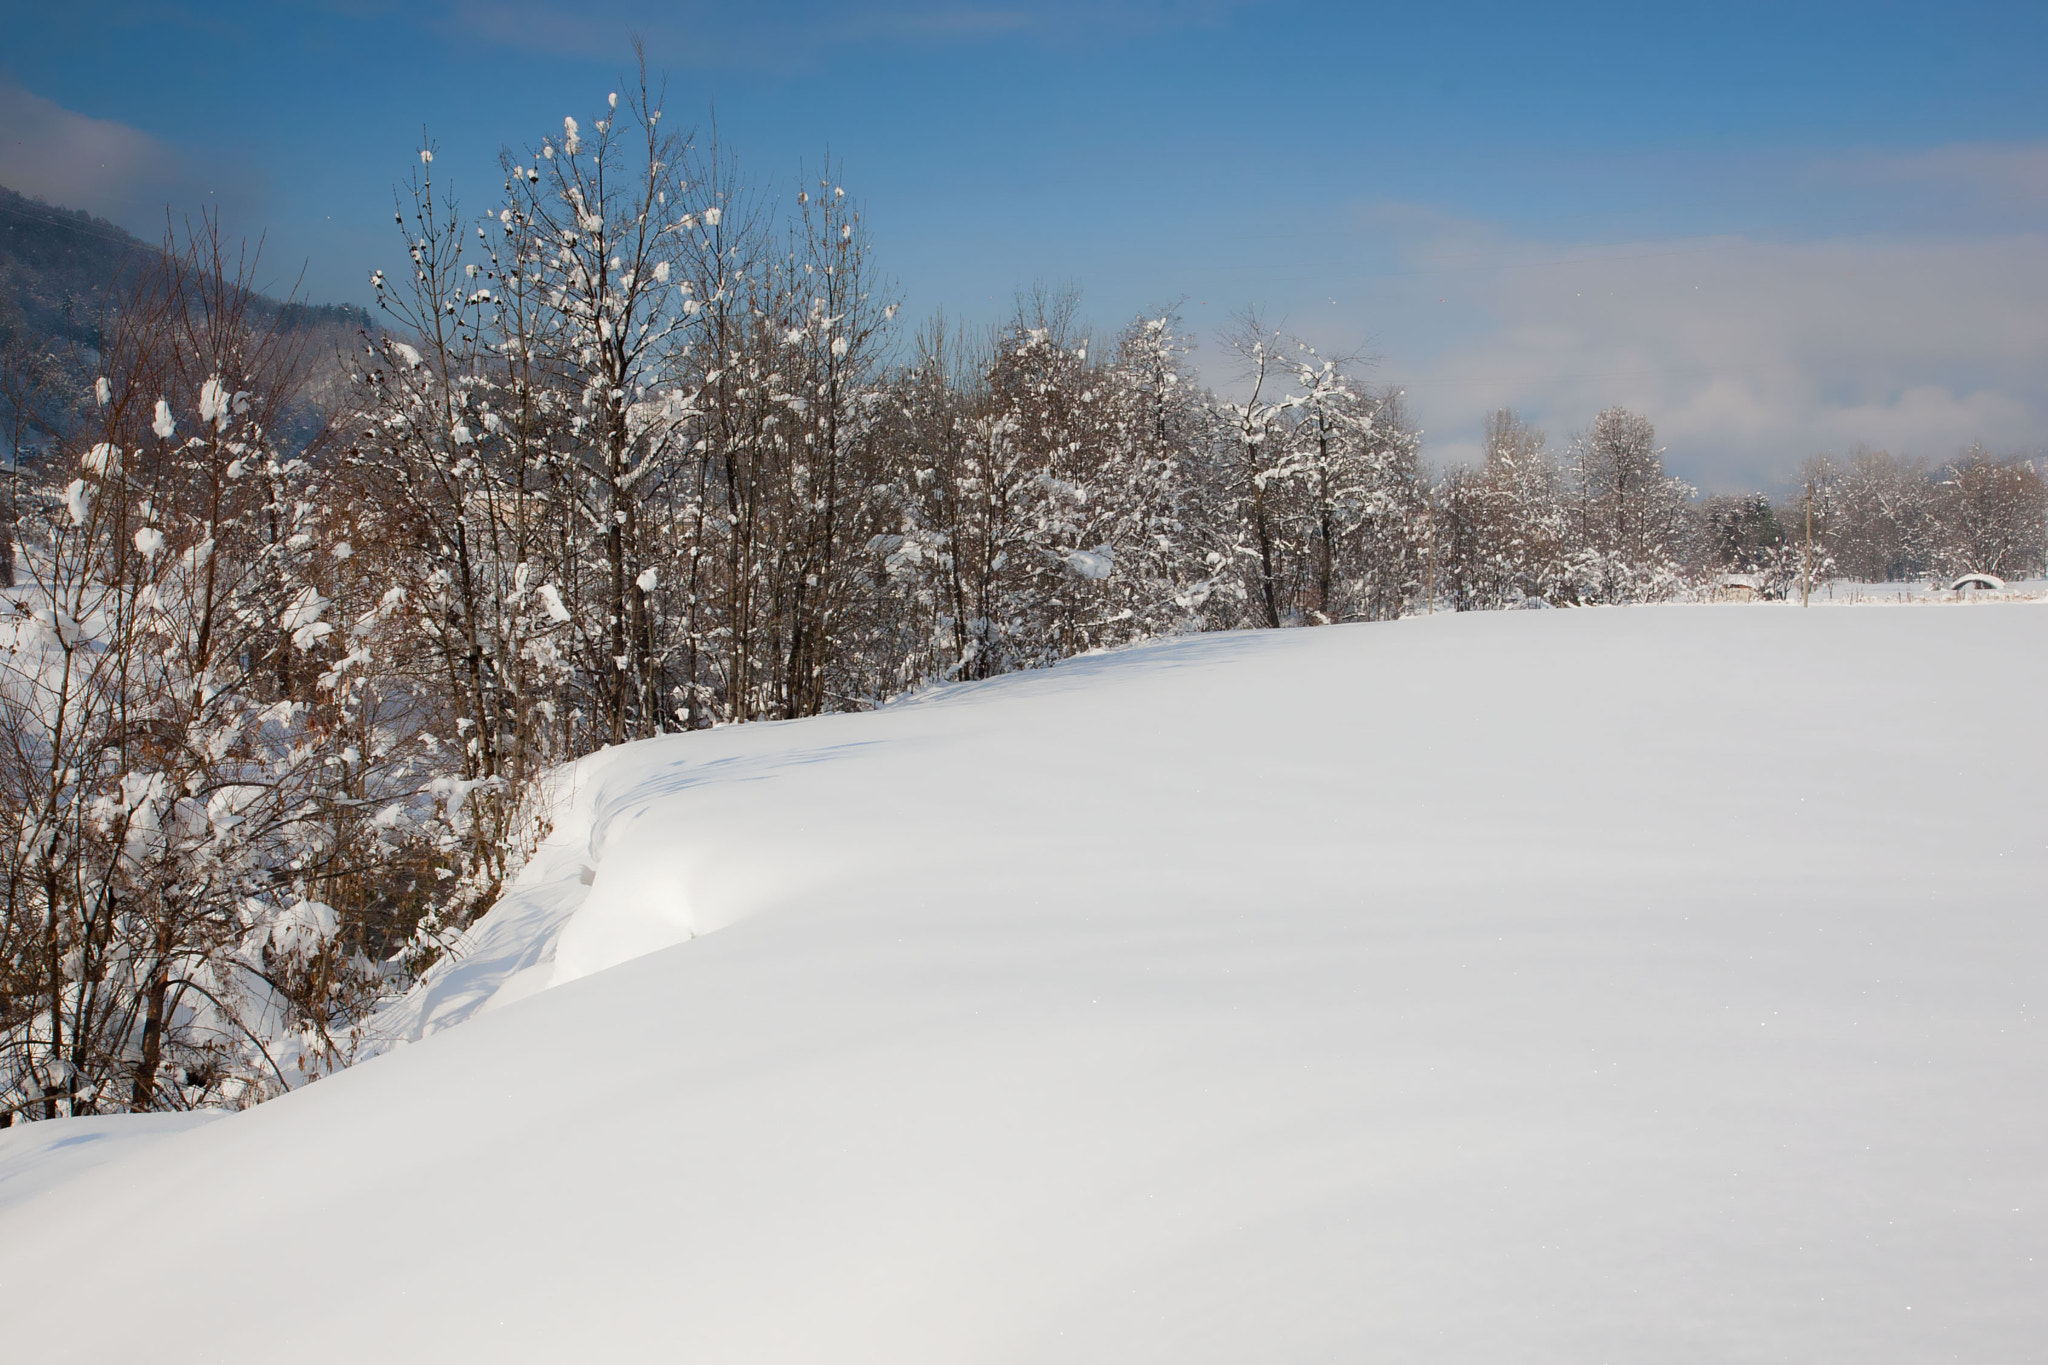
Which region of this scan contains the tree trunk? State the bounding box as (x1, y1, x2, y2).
(1252, 480, 1281, 629)
(130, 954, 171, 1111)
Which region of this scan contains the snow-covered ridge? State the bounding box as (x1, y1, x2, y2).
(369, 626, 1323, 1046)
(376, 585, 2048, 1056)
(365, 711, 899, 1048)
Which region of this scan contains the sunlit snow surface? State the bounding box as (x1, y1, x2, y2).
(5, 604, 2046, 1363)
(0, 1111, 220, 1217)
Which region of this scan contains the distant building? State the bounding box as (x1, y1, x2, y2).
(1950, 573, 2004, 592)
(1717, 574, 1762, 602)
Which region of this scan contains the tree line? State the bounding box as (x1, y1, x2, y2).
(2, 74, 2042, 1124)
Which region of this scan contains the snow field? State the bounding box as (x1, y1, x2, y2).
(2, 603, 2044, 1363)
(0, 1111, 220, 1217)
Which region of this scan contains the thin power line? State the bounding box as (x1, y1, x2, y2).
(0, 198, 150, 253)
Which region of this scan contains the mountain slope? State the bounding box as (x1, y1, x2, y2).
(0, 185, 150, 350)
(2, 604, 2044, 1363)
(0, 183, 372, 352)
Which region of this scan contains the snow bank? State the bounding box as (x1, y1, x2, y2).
(361, 745, 643, 1048)
(0, 1111, 221, 1217)
(4, 605, 2046, 1363)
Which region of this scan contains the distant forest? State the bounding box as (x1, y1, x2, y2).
(0, 183, 370, 457)
(0, 184, 371, 347)
(1, 80, 2042, 1126)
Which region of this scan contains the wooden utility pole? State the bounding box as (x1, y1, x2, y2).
(1425, 497, 1437, 613)
(1802, 485, 1813, 608)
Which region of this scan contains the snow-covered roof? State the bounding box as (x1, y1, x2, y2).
(1950, 573, 2005, 590)
(1718, 574, 1762, 589)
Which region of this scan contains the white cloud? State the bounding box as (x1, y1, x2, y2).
(1361, 223, 2048, 491)
(0, 81, 169, 216)
(1822, 141, 2048, 208)
(0, 79, 263, 236)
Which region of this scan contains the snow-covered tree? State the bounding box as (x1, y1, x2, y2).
(1438, 408, 1575, 610)
(497, 75, 698, 743)
(1927, 446, 2045, 580)
(1564, 407, 1693, 603)
(1, 226, 442, 1123)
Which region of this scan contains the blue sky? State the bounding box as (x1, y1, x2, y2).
(5, 1, 2046, 488)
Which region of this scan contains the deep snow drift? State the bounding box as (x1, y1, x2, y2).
(3, 604, 2044, 1363)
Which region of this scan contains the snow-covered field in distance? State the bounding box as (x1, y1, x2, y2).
(3, 603, 2044, 1363)
(1821, 576, 2048, 603)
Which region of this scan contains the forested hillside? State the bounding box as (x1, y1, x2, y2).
(0, 183, 371, 349)
(0, 186, 152, 351)
(0, 183, 370, 468)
